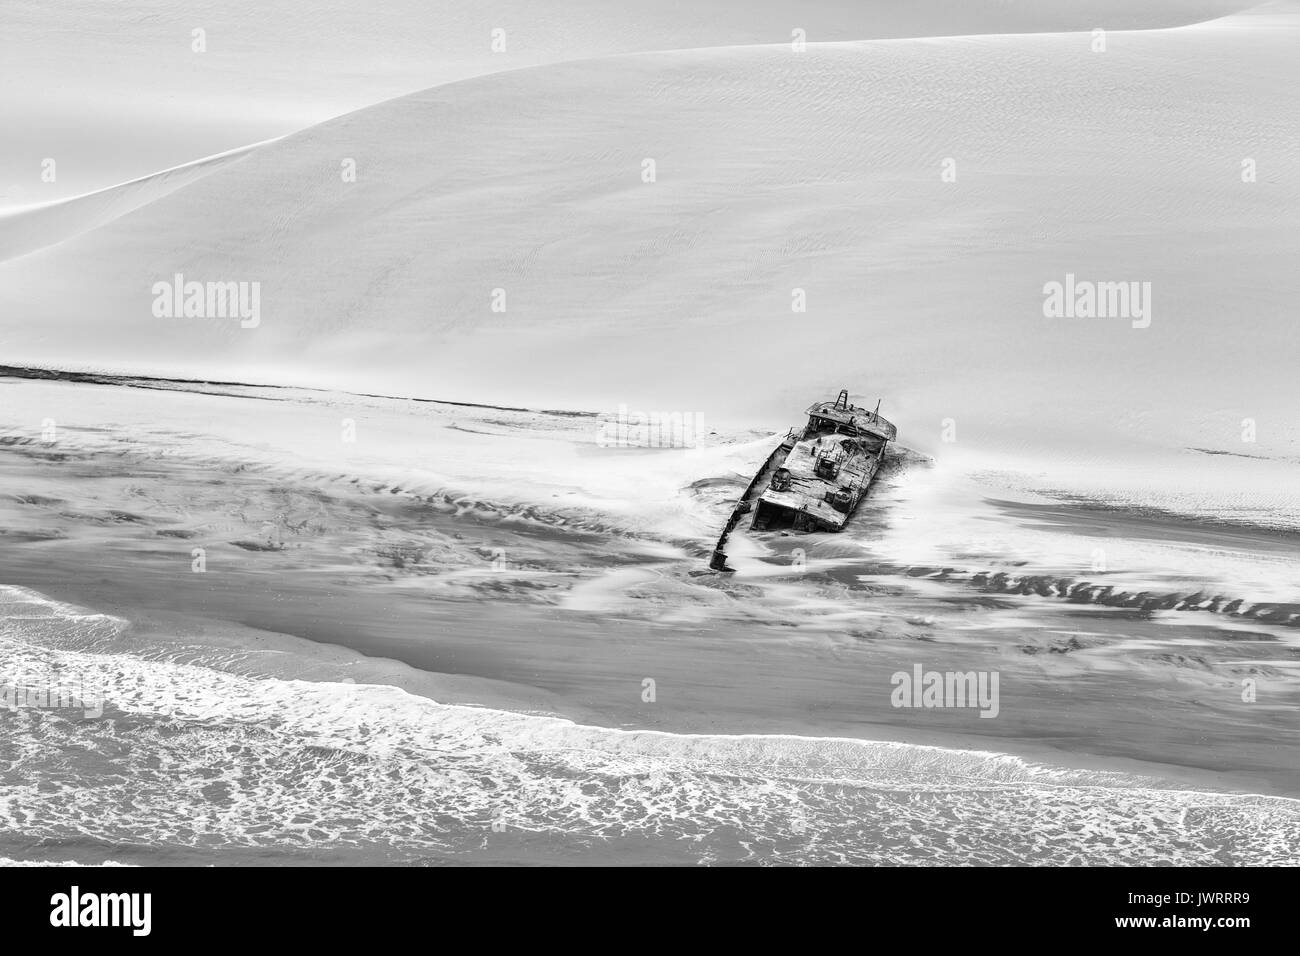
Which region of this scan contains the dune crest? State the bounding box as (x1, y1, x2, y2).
(1, 0, 1250, 203)
(0, 141, 267, 263)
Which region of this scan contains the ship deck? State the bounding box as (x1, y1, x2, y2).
(805, 400, 897, 442)
(754, 433, 881, 531)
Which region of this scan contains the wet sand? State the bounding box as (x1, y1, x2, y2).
(2, 409, 1297, 802)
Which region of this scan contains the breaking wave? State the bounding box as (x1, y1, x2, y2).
(1, 584, 1297, 865)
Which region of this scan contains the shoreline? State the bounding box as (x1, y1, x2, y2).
(1, 380, 1299, 818)
(7, 575, 1297, 806)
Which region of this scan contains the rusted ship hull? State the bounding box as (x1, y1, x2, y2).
(710, 390, 895, 571)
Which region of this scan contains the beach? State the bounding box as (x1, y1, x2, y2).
(1, 374, 1297, 865)
(2, 0, 1298, 867)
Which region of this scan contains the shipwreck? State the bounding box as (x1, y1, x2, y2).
(709, 389, 896, 571)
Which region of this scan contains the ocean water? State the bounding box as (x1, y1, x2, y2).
(1, 584, 1297, 866)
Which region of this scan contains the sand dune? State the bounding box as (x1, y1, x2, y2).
(2, 7, 1296, 469)
(0, 142, 266, 262)
(3, 2, 1297, 870)
(1, 0, 1246, 204)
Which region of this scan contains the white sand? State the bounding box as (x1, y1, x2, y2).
(1, 5, 1297, 516)
(1, 2, 1297, 865)
(1, 0, 1241, 203)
